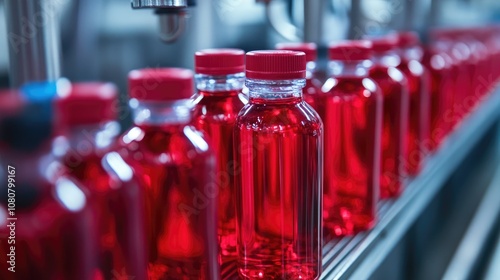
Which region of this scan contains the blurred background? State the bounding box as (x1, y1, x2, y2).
(1, 0, 500, 279)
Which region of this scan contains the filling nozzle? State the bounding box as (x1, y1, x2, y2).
(131, 0, 196, 43)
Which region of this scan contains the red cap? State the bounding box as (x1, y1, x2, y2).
(429, 28, 446, 40)
(369, 36, 398, 52)
(128, 68, 194, 101)
(430, 28, 461, 40)
(0, 89, 24, 118)
(246, 50, 306, 80)
(275, 42, 317, 62)
(398, 32, 420, 48)
(328, 40, 372, 60)
(55, 82, 117, 126)
(195, 48, 245, 75)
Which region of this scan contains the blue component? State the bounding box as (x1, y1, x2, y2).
(20, 81, 59, 102)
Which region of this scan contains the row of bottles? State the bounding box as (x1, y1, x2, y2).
(1, 25, 500, 280)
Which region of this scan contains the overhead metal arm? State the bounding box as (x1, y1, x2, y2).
(4, 0, 62, 87)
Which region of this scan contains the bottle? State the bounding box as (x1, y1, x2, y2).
(368, 36, 409, 198)
(422, 46, 454, 152)
(431, 29, 468, 128)
(449, 33, 474, 122)
(397, 32, 431, 176)
(54, 82, 147, 280)
(234, 50, 323, 279)
(191, 49, 247, 265)
(449, 29, 490, 104)
(275, 42, 323, 106)
(462, 29, 490, 98)
(119, 68, 219, 280)
(0, 84, 96, 280)
(481, 27, 500, 88)
(486, 26, 500, 83)
(310, 41, 382, 236)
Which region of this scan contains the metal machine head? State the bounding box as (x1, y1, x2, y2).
(131, 0, 196, 43)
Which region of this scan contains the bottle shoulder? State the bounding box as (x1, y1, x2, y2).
(191, 93, 247, 123)
(320, 77, 381, 99)
(236, 101, 322, 134)
(369, 65, 407, 90)
(0, 172, 88, 232)
(192, 90, 247, 106)
(117, 125, 214, 166)
(398, 59, 426, 77)
(64, 150, 139, 194)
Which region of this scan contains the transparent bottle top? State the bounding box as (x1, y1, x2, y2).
(130, 98, 192, 125)
(328, 60, 372, 77)
(52, 121, 120, 158)
(195, 72, 245, 93)
(245, 78, 306, 102)
(402, 45, 424, 61)
(372, 51, 401, 67)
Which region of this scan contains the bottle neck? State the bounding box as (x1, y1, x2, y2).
(328, 60, 371, 78)
(130, 99, 192, 126)
(195, 72, 244, 94)
(372, 51, 401, 67)
(246, 78, 305, 103)
(52, 121, 120, 157)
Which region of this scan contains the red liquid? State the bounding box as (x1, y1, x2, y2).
(0, 156, 96, 280)
(192, 90, 246, 264)
(234, 96, 322, 279)
(117, 123, 219, 280)
(397, 59, 430, 175)
(303, 78, 323, 101)
(369, 65, 409, 198)
(61, 147, 147, 280)
(462, 41, 487, 108)
(307, 76, 381, 236)
(422, 51, 453, 152)
(472, 42, 491, 97)
(493, 42, 500, 83)
(453, 60, 474, 122)
(444, 62, 457, 133)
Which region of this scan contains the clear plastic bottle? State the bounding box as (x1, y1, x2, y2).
(309, 41, 382, 236)
(118, 68, 219, 280)
(486, 26, 500, 83)
(368, 37, 410, 198)
(234, 51, 323, 279)
(431, 30, 469, 128)
(191, 49, 247, 265)
(54, 82, 147, 280)
(275, 43, 323, 104)
(422, 46, 454, 152)
(450, 29, 490, 103)
(462, 29, 490, 98)
(397, 32, 431, 176)
(0, 85, 96, 280)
